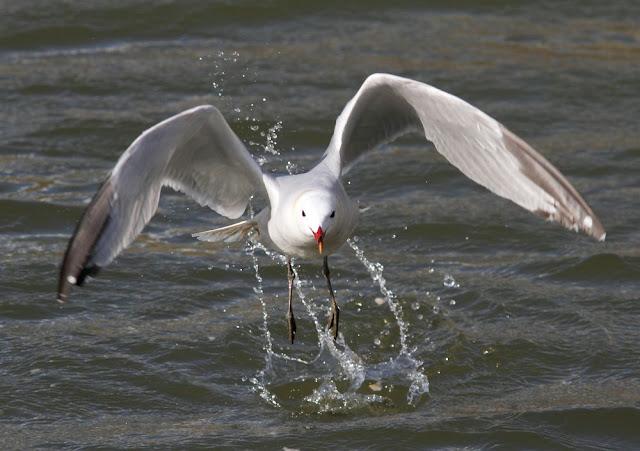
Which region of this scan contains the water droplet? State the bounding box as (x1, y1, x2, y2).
(411, 302, 420, 311)
(449, 299, 456, 306)
(373, 338, 381, 346)
(250, 125, 259, 131)
(443, 274, 459, 288)
(285, 161, 298, 174)
(374, 297, 385, 306)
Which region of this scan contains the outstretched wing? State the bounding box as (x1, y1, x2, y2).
(58, 105, 266, 303)
(322, 73, 605, 241)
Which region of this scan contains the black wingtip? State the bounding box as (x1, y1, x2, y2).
(57, 179, 113, 303)
(77, 265, 101, 286)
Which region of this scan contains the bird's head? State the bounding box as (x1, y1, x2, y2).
(295, 191, 337, 255)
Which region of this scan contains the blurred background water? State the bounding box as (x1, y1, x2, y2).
(1, 1, 639, 448)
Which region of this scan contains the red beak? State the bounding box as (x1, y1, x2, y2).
(313, 226, 324, 254)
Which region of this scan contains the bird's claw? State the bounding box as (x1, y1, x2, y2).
(326, 304, 340, 340)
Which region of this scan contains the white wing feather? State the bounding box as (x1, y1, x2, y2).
(322, 73, 605, 241)
(91, 105, 265, 266)
(58, 105, 266, 302)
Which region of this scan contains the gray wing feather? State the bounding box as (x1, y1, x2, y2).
(322, 73, 605, 241)
(58, 105, 264, 302)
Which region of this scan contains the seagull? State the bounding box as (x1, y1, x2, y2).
(57, 73, 605, 343)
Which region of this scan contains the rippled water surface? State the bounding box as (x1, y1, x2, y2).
(2, 1, 640, 448)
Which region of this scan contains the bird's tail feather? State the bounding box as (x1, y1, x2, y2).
(192, 220, 258, 243)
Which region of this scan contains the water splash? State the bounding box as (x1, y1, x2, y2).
(255, 121, 283, 166)
(303, 379, 388, 414)
(245, 203, 280, 408)
(247, 242, 386, 409)
(348, 237, 429, 404)
(264, 121, 282, 156)
(202, 50, 243, 97)
(247, 237, 430, 408)
(348, 238, 408, 353)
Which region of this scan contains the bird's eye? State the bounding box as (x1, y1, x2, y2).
(302, 210, 306, 217)
(330, 211, 335, 218)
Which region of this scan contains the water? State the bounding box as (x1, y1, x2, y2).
(2, 1, 640, 448)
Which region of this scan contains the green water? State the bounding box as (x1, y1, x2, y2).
(2, 1, 640, 448)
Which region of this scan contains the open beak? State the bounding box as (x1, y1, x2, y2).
(312, 226, 325, 254)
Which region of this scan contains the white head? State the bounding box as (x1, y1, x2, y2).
(294, 190, 337, 254)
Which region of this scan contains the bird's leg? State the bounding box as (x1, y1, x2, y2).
(287, 257, 296, 344)
(323, 256, 340, 340)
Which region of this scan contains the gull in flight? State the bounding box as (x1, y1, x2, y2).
(57, 73, 605, 343)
